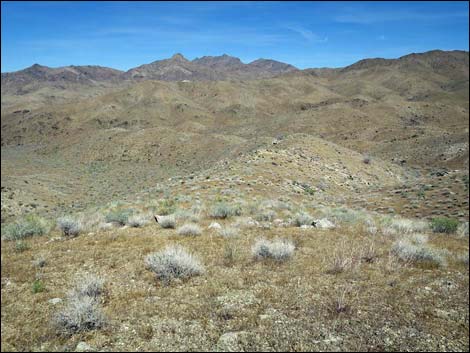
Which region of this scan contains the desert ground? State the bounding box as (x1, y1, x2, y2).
(1, 50, 469, 351)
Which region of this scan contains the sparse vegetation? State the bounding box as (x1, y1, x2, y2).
(391, 239, 446, 267)
(252, 238, 295, 262)
(3, 215, 50, 240)
(105, 209, 134, 226)
(326, 242, 361, 274)
(70, 274, 105, 299)
(177, 223, 202, 236)
(458, 221, 469, 237)
(53, 274, 107, 335)
(145, 245, 204, 284)
(15, 240, 30, 253)
(53, 295, 107, 335)
(382, 217, 429, 235)
(157, 199, 177, 215)
(218, 226, 239, 238)
(209, 202, 241, 219)
(32, 279, 45, 293)
(57, 216, 82, 237)
(127, 213, 150, 228)
(292, 212, 315, 227)
(255, 209, 276, 222)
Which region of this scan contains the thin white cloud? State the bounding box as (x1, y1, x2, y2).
(335, 9, 469, 24)
(284, 25, 328, 43)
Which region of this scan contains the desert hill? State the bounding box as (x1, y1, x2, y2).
(1, 50, 468, 222)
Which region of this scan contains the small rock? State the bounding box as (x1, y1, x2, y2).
(315, 218, 336, 229)
(208, 222, 222, 230)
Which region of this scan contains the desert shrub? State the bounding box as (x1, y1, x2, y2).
(105, 209, 134, 226)
(292, 212, 315, 227)
(231, 217, 259, 229)
(70, 274, 105, 299)
(3, 214, 50, 240)
(382, 217, 429, 235)
(326, 243, 361, 274)
(391, 239, 446, 267)
(33, 257, 47, 268)
(157, 199, 176, 215)
(326, 207, 366, 224)
(458, 222, 469, 237)
(209, 202, 241, 219)
(174, 209, 201, 223)
(218, 226, 239, 238)
(177, 223, 202, 236)
(53, 295, 106, 335)
(409, 233, 429, 244)
(255, 209, 276, 222)
(57, 216, 82, 237)
(127, 213, 150, 228)
(223, 243, 239, 265)
(252, 238, 295, 262)
(53, 274, 106, 335)
(458, 253, 469, 266)
(157, 215, 176, 229)
(15, 240, 30, 253)
(32, 279, 45, 293)
(145, 245, 204, 284)
(430, 217, 459, 234)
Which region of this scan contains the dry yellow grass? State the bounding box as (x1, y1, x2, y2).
(2, 217, 468, 351)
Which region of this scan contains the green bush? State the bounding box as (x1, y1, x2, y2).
(32, 279, 45, 293)
(15, 240, 30, 252)
(105, 209, 134, 226)
(209, 202, 241, 219)
(157, 199, 176, 215)
(3, 214, 50, 240)
(430, 217, 459, 234)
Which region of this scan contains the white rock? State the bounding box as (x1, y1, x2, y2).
(75, 341, 93, 352)
(315, 218, 336, 229)
(48, 298, 62, 305)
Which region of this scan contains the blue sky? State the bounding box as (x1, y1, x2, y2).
(1, 1, 469, 72)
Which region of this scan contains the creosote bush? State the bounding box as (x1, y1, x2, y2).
(145, 245, 204, 284)
(209, 202, 242, 219)
(430, 217, 459, 234)
(252, 238, 295, 262)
